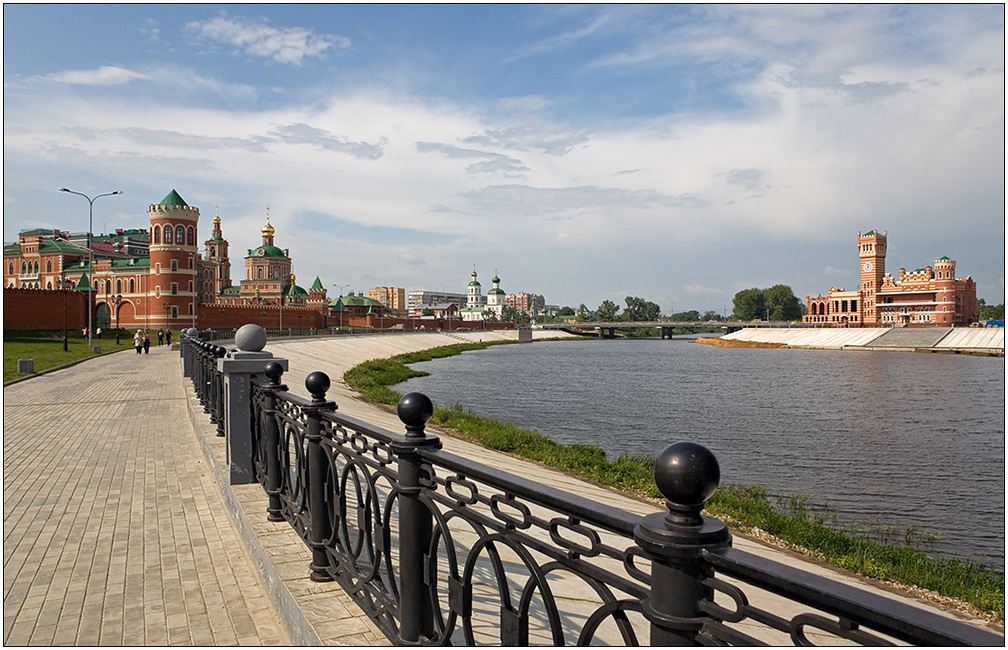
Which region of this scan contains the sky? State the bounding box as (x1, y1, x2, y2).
(3, 4, 1005, 312)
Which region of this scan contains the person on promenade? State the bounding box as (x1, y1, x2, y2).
(165, 329, 172, 345)
(142, 331, 151, 354)
(134, 330, 143, 354)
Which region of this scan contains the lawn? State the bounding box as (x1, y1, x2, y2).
(3, 329, 176, 382)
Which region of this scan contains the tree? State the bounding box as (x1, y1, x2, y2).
(764, 284, 803, 321)
(557, 306, 575, 319)
(670, 310, 701, 322)
(732, 288, 766, 320)
(702, 310, 722, 322)
(597, 299, 619, 321)
(576, 304, 591, 322)
(977, 299, 1005, 321)
(622, 296, 661, 322)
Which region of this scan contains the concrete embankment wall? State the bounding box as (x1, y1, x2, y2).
(709, 327, 1004, 355)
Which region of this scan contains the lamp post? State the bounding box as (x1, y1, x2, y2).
(59, 187, 122, 350)
(333, 283, 348, 330)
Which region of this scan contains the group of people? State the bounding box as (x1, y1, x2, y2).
(133, 328, 172, 354)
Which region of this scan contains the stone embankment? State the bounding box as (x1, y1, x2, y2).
(699, 326, 1004, 356)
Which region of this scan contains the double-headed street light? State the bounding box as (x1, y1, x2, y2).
(59, 188, 122, 350)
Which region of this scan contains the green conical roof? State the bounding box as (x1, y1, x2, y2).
(74, 272, 91, 291)
(160, 189, 188, 207)
(310, 276, 325, 291)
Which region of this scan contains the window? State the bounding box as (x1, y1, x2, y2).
(47, 281, 52, 289)
(257, 268, 263, 279)
(171, 260, 178, 271)
(187, 226, 195, 246)
(171, 283, 178, 295)
(116, 279, 122, 293)
(176, 226, 184, 246)
(153, 225, 161, 244)
(7, 263, 12, 274)
(188, 304, 193, 315)
(46, 260, 52, 273)
(20, 262, 26, 274)
(164, 225, 173, 244)
(171, 306, 178, 318)
(188, 281, 193, 292)
(105, 280, 111, 294)
(188, 257, 193, 269)
(209, 245, 216, 257)
(129, 278, 135, 293)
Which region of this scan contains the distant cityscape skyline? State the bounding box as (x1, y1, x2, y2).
(4, 5, 1003, 311)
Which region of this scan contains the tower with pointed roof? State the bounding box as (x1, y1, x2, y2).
(461, 268, 487, 321)
(202, 207, 232, 302)
(486, 272, 505, 319)
(149, 189, 199, 329)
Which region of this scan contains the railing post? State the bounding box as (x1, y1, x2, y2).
(393, 392, 441, 644)
(180, 327, 200, 377)
(634, 442, 731, 645)
(218, 325, 288, 484)
(303, 371, 336, 582)
(261, 361, 286, 521)
(212, 345, 226, 437)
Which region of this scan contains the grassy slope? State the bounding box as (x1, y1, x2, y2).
(343, 341, 1005, 620)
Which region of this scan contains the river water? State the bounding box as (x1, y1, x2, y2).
(400, 337, 1005, 570)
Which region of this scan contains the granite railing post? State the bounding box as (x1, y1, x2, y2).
(634, 442, 731, 646)
(261, 361, 287, 521)
(392, 392, 442, 643)
(218, 325, 288, 484)
(303, 371, 336, 582)
(180, 327, 200, 377)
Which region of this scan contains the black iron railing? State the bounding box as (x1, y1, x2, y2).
(183, 330, 1003, 646)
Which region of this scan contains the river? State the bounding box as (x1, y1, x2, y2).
(400, 337, 1005, 570)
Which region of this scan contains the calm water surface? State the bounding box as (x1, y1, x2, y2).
(401, 338, 1005, 570)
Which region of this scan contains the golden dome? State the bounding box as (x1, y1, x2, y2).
(262, 207, 275, 237)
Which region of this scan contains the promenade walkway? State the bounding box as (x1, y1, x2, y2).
(3, 346, 289, 645)
(4, 332, 999, 645)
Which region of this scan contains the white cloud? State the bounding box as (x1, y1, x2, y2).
(47, 66, 149, 86)
(185, 15, 350, 66)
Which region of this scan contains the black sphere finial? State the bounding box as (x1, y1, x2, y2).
(397, 392, 433, 437)
(305, 371, 330, 402)
(264, 361, 284, 384)
(653, 442, 720, 527)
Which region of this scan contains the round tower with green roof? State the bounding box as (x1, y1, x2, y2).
(149, 189, 199, 329)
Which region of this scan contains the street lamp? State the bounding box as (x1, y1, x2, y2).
(59, 187, 122, 350)
(333, 283, 348, 330)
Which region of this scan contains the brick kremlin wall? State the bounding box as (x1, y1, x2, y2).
(3, 287, 93, 331)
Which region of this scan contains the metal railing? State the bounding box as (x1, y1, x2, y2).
(183, 329, 1003, 646)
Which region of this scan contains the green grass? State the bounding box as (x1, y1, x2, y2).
(3, 329, 172, 382)
(344, 343, 1005, 620)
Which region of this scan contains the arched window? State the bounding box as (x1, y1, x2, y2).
(20, 262, 26, 274)
(273, 268, 280, 278)
(105, 280, 111, 294)
(187, 226, 195, 246)
(209, 245, 216, 257)
(34, 261, 39, 273)
(153, 225, 161, 244)
(188, 256, 193, 269)
(129, 278, 135, 293)
(8, 263, 13, 274)
(176, 226, 185, 246)
(257, 268, 263, 279)
(116, 279, 122, 293)
(164, 225, 173, 244)
(47, 281, 52, 289)
(46, 260, 52, 273)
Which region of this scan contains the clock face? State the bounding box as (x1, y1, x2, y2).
(863, 261, 873, 272)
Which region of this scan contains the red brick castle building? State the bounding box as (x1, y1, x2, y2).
(805, 230, 976, 327)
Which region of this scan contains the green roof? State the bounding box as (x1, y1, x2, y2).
(330, 295, 384, 311)
(284, 283, 308, 297)
(310, 276, 325, 291)
(19, 228, 59, 236)
(109, 257, 150, 269)
(40, 239, 86, 253)
(160, 189, 188, 207)
(73, 273, 91, 291)
(248, 245, 286, 258)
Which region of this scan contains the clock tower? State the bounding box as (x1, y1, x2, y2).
(858, 230, 886, 324)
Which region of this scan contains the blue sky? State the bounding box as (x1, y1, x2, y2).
(4, 4, 1004, 311)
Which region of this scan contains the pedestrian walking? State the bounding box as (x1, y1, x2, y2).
(134, 330, 143, 354)
(165, 329, 172, 345)
(142, 331, 151, 354)
(157, 329, 165, 346)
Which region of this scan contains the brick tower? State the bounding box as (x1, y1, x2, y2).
(203, 207, 232, 302)
(858, 230, 886, 325)
(149, 190, 199, 331)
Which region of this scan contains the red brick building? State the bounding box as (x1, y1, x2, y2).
(4, 190, 329, 331)
(805, 230, 977, 327)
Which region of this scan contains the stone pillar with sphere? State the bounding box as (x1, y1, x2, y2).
(218, 323, 288, 484)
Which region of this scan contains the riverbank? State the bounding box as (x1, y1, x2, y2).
(699, 326, 1004, 355)
(264, 331, 1002, 628)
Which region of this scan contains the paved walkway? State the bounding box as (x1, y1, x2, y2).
(3, 346, 288, 646)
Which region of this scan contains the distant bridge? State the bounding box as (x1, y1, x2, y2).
(538, 320, 809, 338)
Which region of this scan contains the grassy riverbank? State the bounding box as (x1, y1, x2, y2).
(343, 340, 1004, 621)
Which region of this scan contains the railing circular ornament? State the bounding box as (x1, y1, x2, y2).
(235, 323, 268, 351)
